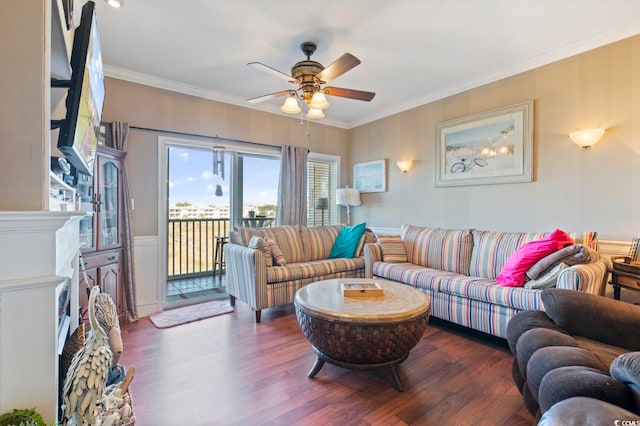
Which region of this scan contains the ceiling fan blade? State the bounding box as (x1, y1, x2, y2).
(246, 90, 292, 104)
(324, 86, 376, 101)
(247, 62, 296, 83)
(316, 53, 361, 83)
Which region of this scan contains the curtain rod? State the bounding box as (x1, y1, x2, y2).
(128, 125, 280, 150)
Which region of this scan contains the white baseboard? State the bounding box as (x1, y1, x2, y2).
(134, 235, 160, 318)
(136, 302, 161, 318)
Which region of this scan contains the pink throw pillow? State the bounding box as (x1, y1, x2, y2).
(496, 229, 574, 287)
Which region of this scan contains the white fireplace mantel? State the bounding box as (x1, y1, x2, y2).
(0, 211, 83, 423)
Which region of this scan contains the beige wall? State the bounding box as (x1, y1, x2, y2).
(101, 78, 350, 235)
(349, 35, 640, 241)
(0, 1, 49, 210)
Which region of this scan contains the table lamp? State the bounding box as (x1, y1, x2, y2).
(336, 186, 361, 225)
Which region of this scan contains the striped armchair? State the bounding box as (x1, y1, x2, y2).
(364, 225, 611, 338)
(225, 224, 375, 322)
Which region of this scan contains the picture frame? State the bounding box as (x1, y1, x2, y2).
(354, 159, 387, 193)
(435, 100, 533, 187)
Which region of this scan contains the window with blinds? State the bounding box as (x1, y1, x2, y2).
(307, 154, 339, 226)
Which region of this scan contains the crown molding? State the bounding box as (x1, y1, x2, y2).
(103, 65, 349, 129)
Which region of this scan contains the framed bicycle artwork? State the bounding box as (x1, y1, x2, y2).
(354, 159, 387, 193)
(435, 101, 533, 187)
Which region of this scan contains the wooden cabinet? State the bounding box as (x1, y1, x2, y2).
(79, 146, 126, 319)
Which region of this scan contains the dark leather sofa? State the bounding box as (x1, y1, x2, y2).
(506, 288, 640, 420)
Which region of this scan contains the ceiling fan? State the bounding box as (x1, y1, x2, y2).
(247, 41, 375, 119)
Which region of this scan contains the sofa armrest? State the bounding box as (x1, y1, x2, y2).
(542, 288, 640, 351)
(364, 243, 383, 278)
(556, 259, 610, 295)
(539, 396, 640, 426)
(224, 243, 269, 310)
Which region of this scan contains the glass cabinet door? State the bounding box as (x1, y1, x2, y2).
(77, 172, 96, 250)
(99, 158, 120, 249)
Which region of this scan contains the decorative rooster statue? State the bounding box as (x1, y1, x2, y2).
(63, 286, 113, 425)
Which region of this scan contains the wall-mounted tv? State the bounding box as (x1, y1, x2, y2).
(54, 1, 105, 176)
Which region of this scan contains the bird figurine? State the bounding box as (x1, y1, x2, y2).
(63, 286, 113, 425)
(94, 292, 123, 369)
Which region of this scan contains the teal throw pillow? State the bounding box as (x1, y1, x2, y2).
(329, 222, 367, 258)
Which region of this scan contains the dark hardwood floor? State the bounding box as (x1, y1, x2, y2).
(119, 302, 534, 426)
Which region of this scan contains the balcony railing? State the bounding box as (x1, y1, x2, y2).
(168, 218, 230, 279)
(167, 217, 275, 280)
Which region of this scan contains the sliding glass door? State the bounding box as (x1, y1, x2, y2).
(166, 144, 231, 305)
(233, 153, 280, 228)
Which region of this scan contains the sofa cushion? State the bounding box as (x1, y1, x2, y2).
(469, 230, 546, 279)
(438, 277, 544, 311)
(372, 262, 459, 293)
(377, 235, 408, 263)
(266, 258, 365, 284)
(266, 261, 331, 283)
(537, 366, 633, 413)
(300, 225, 343, 261)
(329, 222, 366, 258)
(320, 257, 366, 275)
(261, 225, 305, 263)
(497, 229, 574, 287)
(248, 236, 273, 268)
(401, 225, 473, 274)
(231, 227, 264, 246)
(264, 237, 286, 266)
(355, 228, 377, 257)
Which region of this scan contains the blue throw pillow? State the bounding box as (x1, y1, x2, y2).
(329, 222, 367, 258)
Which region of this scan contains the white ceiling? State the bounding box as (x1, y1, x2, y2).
(91, 0, 640, 129)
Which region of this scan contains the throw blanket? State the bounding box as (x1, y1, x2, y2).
(526, 244, 600, 281)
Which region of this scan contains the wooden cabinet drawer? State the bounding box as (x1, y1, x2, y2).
(82, 250, 120, 269)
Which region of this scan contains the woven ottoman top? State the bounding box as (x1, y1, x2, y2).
(294, 278, 430, 323)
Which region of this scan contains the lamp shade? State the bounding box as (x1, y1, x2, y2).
(315, 197, 328, 209)
(396, 160, 413, 173)
(310, 91, 330, 110)
(336, 187, 361, 206)
(306, 108, 325, 119)
(569, 128, 605, 149)
(281, 95, 301, 114)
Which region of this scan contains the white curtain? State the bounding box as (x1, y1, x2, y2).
(108, 122, 138, 322)
(276, 145, 308, 226)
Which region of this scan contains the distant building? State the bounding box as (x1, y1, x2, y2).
(168, 204, 269, 219)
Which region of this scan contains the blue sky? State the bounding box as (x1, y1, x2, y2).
(168, 147, 279, 206)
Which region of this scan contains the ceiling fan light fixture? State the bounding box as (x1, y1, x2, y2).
(306, 108, 325, 119)
(281, 95, 301, 114)
(310, 91, 330, 110)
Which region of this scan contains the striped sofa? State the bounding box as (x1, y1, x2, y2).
(364, 225, 611, 338)
(225, 224, 374, 323)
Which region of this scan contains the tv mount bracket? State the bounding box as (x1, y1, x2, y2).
(51, 78, 71, 130)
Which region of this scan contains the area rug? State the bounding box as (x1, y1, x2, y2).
(149, 300, 234, 329)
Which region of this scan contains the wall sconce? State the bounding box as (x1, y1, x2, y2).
(569, 128, 605, 149)
(106, 0, 124, 7)
(396, 160, 413, 173)
(336, 186, 361, 226)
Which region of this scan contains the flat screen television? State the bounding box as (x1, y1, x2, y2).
(54, 1, 104, 176)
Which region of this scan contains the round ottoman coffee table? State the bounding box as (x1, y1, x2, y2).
(294, 278, 430, 391)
